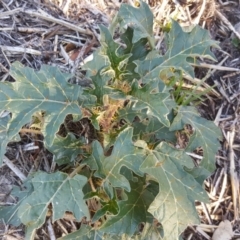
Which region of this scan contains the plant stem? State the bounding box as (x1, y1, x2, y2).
(69, 164, 85, 178)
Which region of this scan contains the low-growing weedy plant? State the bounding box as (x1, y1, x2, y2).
(0, 2, 222, 240)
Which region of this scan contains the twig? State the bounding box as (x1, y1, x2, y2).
(211, 168, 224, 197)
(0, 8, 23, 19)
(60, 44, 74, 66)
(186, 152, 203, 160)
(69, 164, 85, 178)
(183, 74, 221, 98)
(0, 45, 41, 55)
(2, 156, 27, 181)
(216, 10, 240, 40)
(56, 220, 68, 235)
(191, 63, 240, 72)
(191, 0, 206, 25)
(214, 103, 223, 125)
(47, 218, 56, 240)
(201, 202, 212, 225)
(196, 226, 211, 240)
(213, 79, 231, 103)
(227, 125, 239, 220)
(212, 171, 228, 214)
(22, 9, 93, 36)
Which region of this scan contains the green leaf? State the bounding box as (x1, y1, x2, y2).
(117, 101, 147, 123)
(83, 51, 112, 105)
(0, 181, 33, 226)
(0, 62, 86, 164)
(135, 21, 218, 83)
(99, 178, 158, 236)
(92, 198, 119, 222)
(130, 116, 176, 145)
(146, 116, 176, 143)
(84, 50, 109, 78)
(185, 166, 211, 186)
(119, 27, 150, 82)
(58, 224, 101, 240)
(85, 127, 146, 193)
(87, 70, 110, 105)
(99, 25, 131, 79)
(120, 166, 138, 182)
(46, 133, 84, 165)
(83, 140, 105, 178)
(0, 114, 13, 160)
(18, 172, 89, 240)
(116, 1, 155, 48)
(170, 106, 222, 172)
(140, 142, 208, 239)
(140, 222, 164, 240)
(130, 80, 170, 127)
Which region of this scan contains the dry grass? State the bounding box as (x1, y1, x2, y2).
(1, 0, 240, 239)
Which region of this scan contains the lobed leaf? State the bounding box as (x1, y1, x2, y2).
(84, 140, 105, 179)
(116, 101, 147, 123)
(135, 20, 218, 83)
(85, 127, 146, 195)
(140, 142, 208, 239)
(18, 172, 89, 239)
(46, 133, 84, 165)
(83, 49, 111, 104)
(130, 80, 170, 127)
(0, 181, 33, 226)
(100, 25, 131, 78)
(145, 116, 176, 143)
(115, 1, 155, 48)
(119, 27, 150, 82)
(170, 106, 222, 172)
(99, 178, 158, 236)
(0, 62, 87, 164)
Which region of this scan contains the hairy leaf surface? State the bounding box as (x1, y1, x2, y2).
(170, 106, 222, 172)
(140, 142, 208, 239)
(18, 172, 89, 239)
